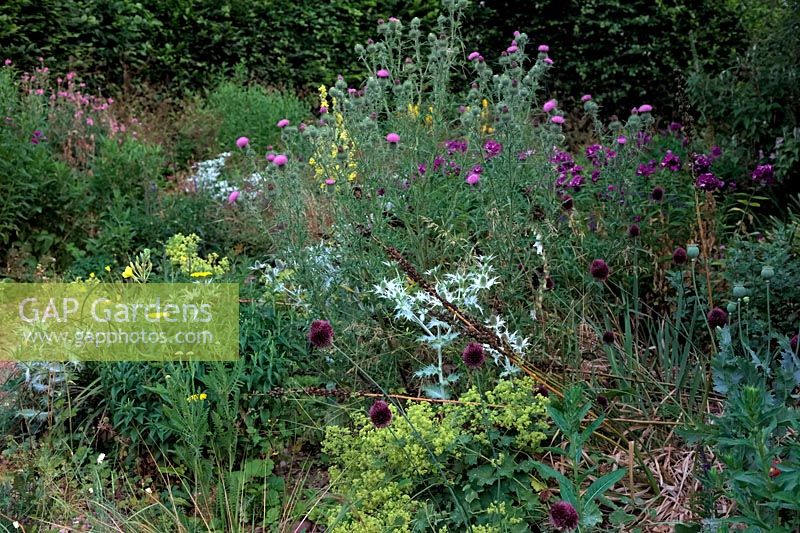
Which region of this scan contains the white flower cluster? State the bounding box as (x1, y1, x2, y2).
(190, 152, 267, 201)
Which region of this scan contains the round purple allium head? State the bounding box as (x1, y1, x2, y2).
(538, 44, 550, 52)
(707, 307, 729, 328)
(543, 99, 557, 113)
(465, 173, 480, 186)
(651, 186, 664, 202)
(628, 224, 640, 238)
(549, 501, 579, 531)
(581, 94, 592, 102)
(638, 104, 653, 113)
(227, 190, 240, 204)
(376, 68, 390, 78)
(308, 319, 333, 348)
(273, 154, 288, 167)
(385, 132, 400, 144)
(590, 259, 610, 282)
(276, 119, 290, 128)
(602, 330, 615, 344)
(672, 247, 688, 265)
(368, 400, 393, 428)
(236, 136, 249, 149)
(551, 115, 565, 125)
(461, 342, 486, 369)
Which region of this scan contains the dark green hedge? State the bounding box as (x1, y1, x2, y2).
(1, 0, 746, 114)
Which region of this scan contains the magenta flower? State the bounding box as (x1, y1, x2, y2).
(660, 150, 681, 172)
(461, 342, 485, 369)
(638, 104, 653, 113)
(325, 178, 336, 186)
(549, 501, 579, 531)
(484, 139, 502, 158)
(3, 59, 11, 66)
(308, 320, 334, 348)
(589, 259, 610, 282)
(751, 164, 775, 186)
(276, 119, 290, 128)
(236, 136, 249, 149)
(543, 99, 557, 113)
(538, 44, 549, 52)
(369, 400, 392, 428)
(616, 135, 627, 145)
(266, 153, 276, 162)
(465, 173, 480, 186)
(695, 172, 725, 191)
(468, 51, 481, 61)
(273, 154, 288, 167)
(385, 132, 400, 144)
(507, 45, 518, 53)
(551, 115, 565, 125)
(376, 69, 390, 78)
(544, 57, 554, 65)
(227, 190, 240, 204)
(581, 94, 592, 102)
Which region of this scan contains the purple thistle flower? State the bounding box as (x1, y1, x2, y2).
(308, 320, 334, 348)
(638, 104, 653, 113)
(461, 342, 486, 369)
(484, 139, 502, 158)
(707, 307, 728, 328)
(543, 99, 557, 113)
(468, 51, 481, 61)
(589, 259, 610, 282)
(273, 154, 289, 167)
(236, 136, 249, 149)
(661, 150, 682, 172)
(465, 173, 480, 186)
(672, 247, 688, 265)
(551, 115, 565, 124)
(695, 172, 725, 191)
(581, 94, 592, 102)
(385, 132, 400, 144)
(669, 121, 683, 133)
(445, 139, 468, 154)
(417, 163, 427, 175)
(538, 44, 549, 52)
(368, 400, 392, 428)
(751, 164, 775, 186)
(549, 501, 579, 531)
(376, 68, 390, 78)
(692, 154, 713, 173)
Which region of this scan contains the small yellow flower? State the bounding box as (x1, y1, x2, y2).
(122, 265, 134, 279)
(190, 271, 212, 278)
(104, 265, 111, 272)
(89, 272, 96, 278)
(199, 393, 207, 400)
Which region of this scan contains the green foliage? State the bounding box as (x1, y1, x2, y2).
(205, 78, 309, 151)
(685, 328, 800, 531)
(320, 377, 550, 532)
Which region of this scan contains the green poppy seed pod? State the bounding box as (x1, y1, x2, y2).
(726, 301, 737, 313)
(687, 244, 700, 259)
(733, 284, 747, 299)
(761, 265, 775, 280)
